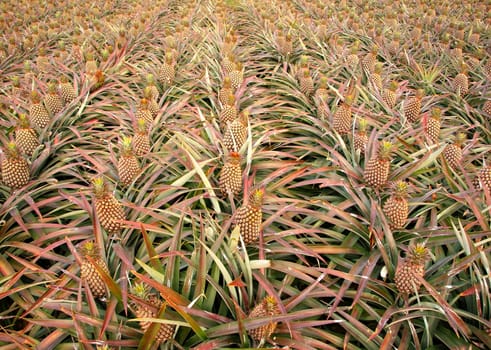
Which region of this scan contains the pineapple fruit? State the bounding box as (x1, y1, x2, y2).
(383, 181, 409, 229)
(424, 107, 441, 144)
(354, 118, 368, 153)
(362, 45, 378, 77)
(219, 93, 237, 127)
(59, 76, 76, 104)
(370, 62, 383, 91)
(229, 62, 243, 90)
(382, 81, 398, 109)
(364, 140, 393, 188)
(29, 90, 50, 128)
(219, 152, 242, 196)
(118, 136, 140, 187)
(333, 95, 354, 135)
(133, 119, 151, 156)
(404, 89, 424, 123)
(43, 81, 64, 116)
(15, 114, 39, 156)
(223, 111, 248, 152)
(453, 62, 469, 96)
(235, 188, 264, 244)
(1, 142, 30, 189)
(395, 243, 431, 295)
(299, 68, 314, 96)
(136, 98, 153, 124)
(248, 296, 280, 342)
(219, 76, 234, 106)
(443, 132, 465, 169)
(143, 86, 159, 119)
(476, 165, 491, 192)
(92, 177, 126, 234)
(80, 241, 110, 299)
(159, 52, 175, 85)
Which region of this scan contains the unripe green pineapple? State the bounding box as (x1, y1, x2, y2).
(223, 111, 248, 152)
(92, 177, 126, 234)
(15, 114, 39, 156)
(1, 142, 30, 189)
(404, 89, 424, 123)
(43, 81, 64, 116)
(235, 188, 264, 244)
(80, 241, 109, 299)
(118, 136, 140, 187)
(443, 132, 465, 169)
(219, 152, 242, 196)
(333, 95, 354, 135)
(383, 181, 409, 229)
(364, 141, 393, 188)
(248, 295, 280, 341)
(29, 90, 50, 128)
(395, 243, 431, 295)
(382, 81, 398, 109)
(424, 108, 441, 144)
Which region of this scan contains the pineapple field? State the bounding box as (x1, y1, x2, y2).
(1, 0, 491, 348)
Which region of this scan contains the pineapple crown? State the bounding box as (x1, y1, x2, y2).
(80, 240, 99, 258)
(30, 90, 42, 103)
(92, 176, 108, 198)
(388, 80, 398, 91)
(357, 118, 368, 132)
(261, 295, 278, 312)
(239, 110, 249, 126)
(140, 98, 149, 108)
(378, 140, 394, 160)
(249, 188, 264, 208)
(145, 73, 156, 85)
(430, 107, 442, 120)
(407, 243, 431, 265)
(59, 75, 69, 84)
(18, 113, 31, 128)
(228, 151, 241, 165)
(132, 282, 149, 299)
(299, 55, 309, 67)
(23, 60, 32, 72)
(414, 89, 424, 99)
(11, 76, 20, 87)
(136, 118, 148, 133)
(47, 81, 57, 94)
(223, 76, 232, 88)
(374, 62, 383, 74)
(143, 86, 154, 100)
(120, 136, 134, 155)
(455, 132, 466, 146)
(235, 62, 243, 71)
(344, 94, 354, 106)
(165, 52, 173, 64)
(392, 180, 409, 198)
(318, 75, 328, 87)
(4, 142, 21, 158)
(301, 68, 310, 78)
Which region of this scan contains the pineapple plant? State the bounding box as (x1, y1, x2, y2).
(223, 110, 248, 152)
(117, 136, 140, 187)
(133, 119, 151, 156)
(136, 98, 153, 124)
(354, 118, 368, 153)
(79, 241, 110, 299)
(364, 140, 393, 188)
(59, 76, 76, 104)
(29, 90, 50, 128)
(333, 95, 354, 135)
(219, 76, 234, 106)
(404, 89, 424, 123)
(382, 81, 398, 109)
(1, 142, 30, 189)
(15, 114, 39, 156)
(395, 243, 431, 295)
(131, 283, 175, 343)
(235, 188, 264, 244)
(453, 62, 469, 96)
(219, 152, 242, 196)
(248, 295, 280, 342)
(299, 68, 314, 96)
(159, 52, 175, 85)
(92, 177, 126, 235)
(443, 133, 466, 170)
(229, 62, 243, 90)
(424, 107, 441, 144)
(383, 180, 409, 229)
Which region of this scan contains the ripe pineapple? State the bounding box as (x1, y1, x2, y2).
(118, 136, 140, 187)
(345, 41, 360, 70)
(143, 86, 159, 118)
(80, 241, 109, 299)
(383, 181, 409, 229)
(443, 133, 466, 169)
(333, 95, 354, 135)
(484, 58, 491, 80)
(15, 114, 39, 156)
(136, 99, 153, 124)
(354, 118, 368, 153)
(159, 52, 175, 85)
(133, 119, 151, 156)
(131, 283, 175, 343)
(1, 142, 30, 189)
(230, 62, 243, 90)
(85, 52, 98, 76)
(477, 165, 491, 192)
(299, 68, 314, 96)
(223, 111, 248, 152)
(248, 296, 280, 341)
(144, 74, 159, 102)
(315, 75, 329, 101)
(219, 152, 242, 196)
(395, 243, 431, 295)
(59, 76, 76, 104)
(29, 90, 50, 128)
(219, 77, 234, 106)
(89, 70, 105, 92)
(370, 62, 383, 90)
(362, 45, 378, 76)
(364, 140, 393, 188)
(483, 100, 491, 116)
(424, 107, 441, 144)
(235, 188, 264, 244)
(92, 177, 126, 234)
(382, 81, 398, 109)
(219, 94, 238, 127)
(222, 52, 235, 74)
(404, 89, 424, 123)
(453, 62, 469, 96)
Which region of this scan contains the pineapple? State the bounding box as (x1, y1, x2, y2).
(89, 70, 105, 92)
(219, 94, 238, 127)
(144, 74, 159, 102)
(29, 90, 50, 128)
(235, 188, 264, 244)
(382, 81, 398, 109)
(364, 140, 393, 188)
(297, 55, 309, 79)
(333, 95, 354, 135)
(370, 62, 383, 90)
(476, 165, 491, 192)
(354, 118, 368, 153)
(118, 136, 140, 187)
(345, 41, 360, 70)
(133, 119, 151, 156)
(143, 86, 159, 118)
(443, 133, 465, 169)
(131, 283, 175, 343)
(85, 52, 98, 76)
(362, 45, 378, 77)
(92, 177, 126, 234)
(484, 58, 491, 80)
(383, 181, 409, 229)
(278, 33, 293, 57)
(59, 76, 76, 104)
(395, 243, 431, 295)
(80, 241, 109, 299)
(219, 152, 242, 196)
(248, 296, 280, 342)
(43, 81, 64, 116)
(424, 107, 441, 144)
(223, 111, 248, 152)
(219, 76, 234, 106)
(159, 52, 175, 85)
(299, 68, 314, 96)
(453, 62, 469, 96)
(404, 89, 424, 123)
(136, 99, 153, 124)
(15, 114, 39, 156)
(222, 52, 235, 74)
(230, 62, 243, 90)
(315, 75, 329, 101)
(483, 100, 491, 116)
(1, 142, 30, 189)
